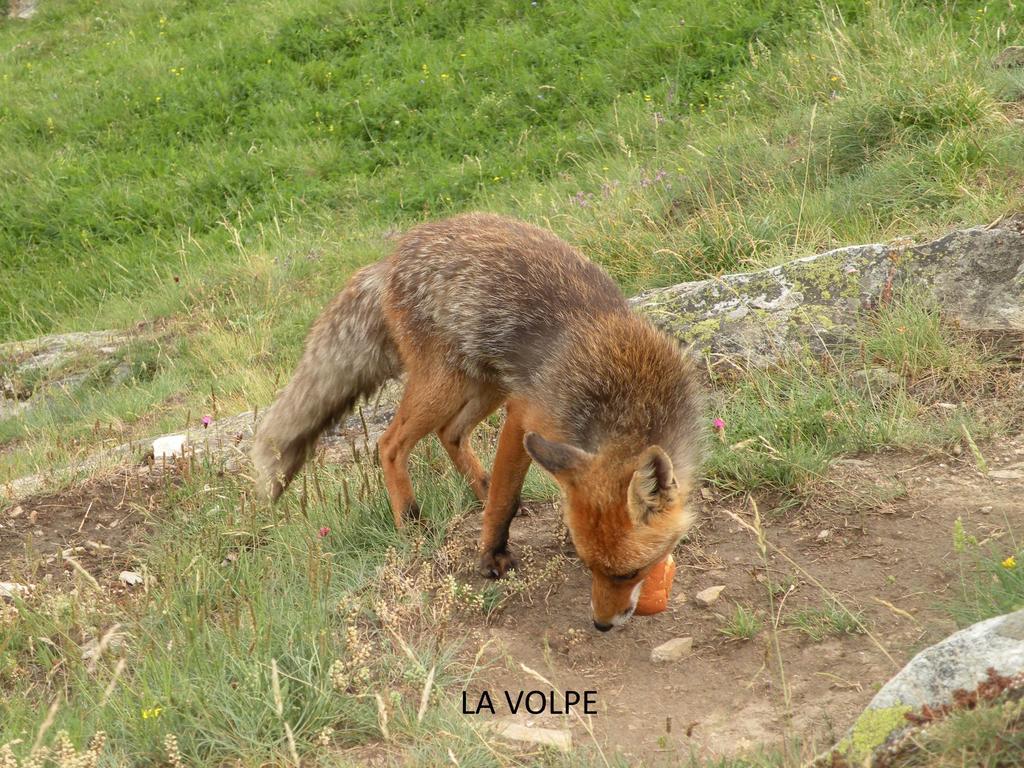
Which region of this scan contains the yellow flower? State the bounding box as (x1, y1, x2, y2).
(1002, 556, 1017, 569)
(141, 706, 163, 720)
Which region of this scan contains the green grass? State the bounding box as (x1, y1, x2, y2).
(0, 450, 502, 766)
(3, 0, 1023, 484)
(785, 601, 866, 642)
(860, 291, 994, 394)
(704, 288, 1016, 497)
(948, 518, 1024, 628)
(718, 603, 763, 641)
(881, 699, 1024, 768)
(2, 0, 1023, 340)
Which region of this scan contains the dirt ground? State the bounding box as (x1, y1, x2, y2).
(450, 436, 1024, 763)
(3, 437, 1023, 763)
(0, 468, 163, 592)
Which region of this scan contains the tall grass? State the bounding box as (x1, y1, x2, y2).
(2, 0, 1022, 340)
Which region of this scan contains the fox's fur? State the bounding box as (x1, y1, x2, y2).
(253, 213, 702, 629)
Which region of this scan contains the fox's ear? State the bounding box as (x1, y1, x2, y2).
(524, 432, 592, 476)
(628, 446, 678, 523)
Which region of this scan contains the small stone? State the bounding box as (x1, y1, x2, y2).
(651, 637, 694, 663)
(8, 505, 23, 518)
(695, 585, 725, 607)
(7, 1, 37, 20)
(0, 582, 29, 600)
(817, 529, 832, 541)
(488, 721, 572, 752)
(118, 571, 144, 586)
(28, 509, 37, 524)
(989, 469, 1024, 480)
(673, 592, 688, 605)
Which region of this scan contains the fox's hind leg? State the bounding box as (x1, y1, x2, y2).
(478, 398, 532, 579)
(437, 386, 505, 503)
(378, 368, 466, 528)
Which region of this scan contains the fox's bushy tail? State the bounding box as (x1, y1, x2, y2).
(252, 261, 401, 500)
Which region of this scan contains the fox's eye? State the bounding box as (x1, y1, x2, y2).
(612, 569, 640, 583)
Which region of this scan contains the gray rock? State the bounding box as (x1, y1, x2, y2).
(487, 720, 572, 751)
(869, 609, 1024, 711)
(631, 223, 1024, 367)
(3, 379, 402, 501)
(1, 330, 132, 419)
(994, 46, 1024, 68)
(825, 609, 1024, 763)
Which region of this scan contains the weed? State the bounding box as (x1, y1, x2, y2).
(786, 601, 866, 642)
(719, 604, 762, 641)
(948, 529, 1024, 627)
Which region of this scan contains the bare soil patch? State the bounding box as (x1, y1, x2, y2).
(0, 469, 167, 592)
(450, 436, 1024, 763)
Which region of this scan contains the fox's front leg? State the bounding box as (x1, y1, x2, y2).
(478, 400, 531, 578)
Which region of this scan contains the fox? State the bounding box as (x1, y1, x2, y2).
(252, 212, 702, 630)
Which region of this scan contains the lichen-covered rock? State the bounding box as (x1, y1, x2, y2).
(868, 609, 1024, 711)
(828, 609, 1024, 763)
(631, 223, 1024, 367)
(0, 330, 132, 418)
(994, 46, 1024, 68)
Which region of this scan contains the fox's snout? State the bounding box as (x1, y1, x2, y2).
(591, 579, 643, 631)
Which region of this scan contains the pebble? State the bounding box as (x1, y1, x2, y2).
(651, 637, 694, 663)
(488, 721, 572, 752)
(695, 585, 725, 607)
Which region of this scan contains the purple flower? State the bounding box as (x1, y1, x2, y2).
(201, 415, 212, 428)
(319, 526, 330, 538)
(713, 418, 725, 430)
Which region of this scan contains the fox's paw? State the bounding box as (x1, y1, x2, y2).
(479, 547, 518, 579)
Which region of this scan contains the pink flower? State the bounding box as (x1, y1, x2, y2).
(201, 414, 212, 428)
(713, 418, 725, 430)
(318, 526, 330, 538)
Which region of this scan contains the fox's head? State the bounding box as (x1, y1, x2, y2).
(524, 432, 693, 631)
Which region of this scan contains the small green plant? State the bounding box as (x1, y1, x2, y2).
(786, 601, 866, 642)
(719, 604, 762, 641)
(949, 534, 1024, 627)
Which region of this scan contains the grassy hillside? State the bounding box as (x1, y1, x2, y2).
(2, 1, 1024, 766)
(2, 0, 1022, 481)
(2, 0, 1022, 340)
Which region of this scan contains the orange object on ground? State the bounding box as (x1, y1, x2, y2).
(634, 554, 676, 616)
